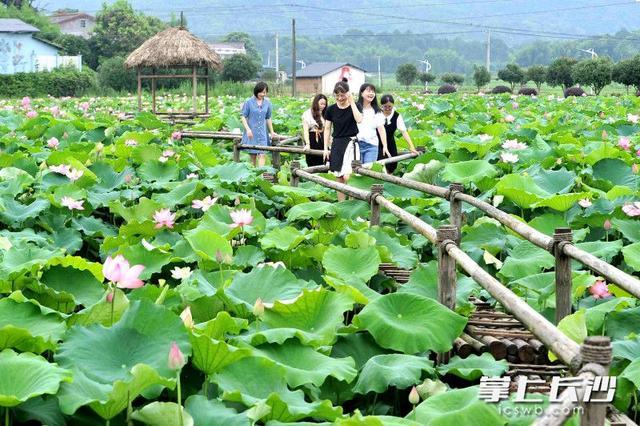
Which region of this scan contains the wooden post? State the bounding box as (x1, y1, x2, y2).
(290, 161, 300, 187)
(151, 71, 156, 114)
(369, 184, 384, 227)
(580, 336, 611, 426)
(205, 67, 209, 115)
(554, 227, 573, 324)
(233, 138, 240, 162)
(137, 67, 142, 112)
(351, 159, 362, 175)
(437, 224, 458, 364)
(448, 183, 464, 245)
(192, 65, 197, 114)
(272, 151, 282, 171)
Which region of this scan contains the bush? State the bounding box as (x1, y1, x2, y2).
(396, 63, 419, 87)
(547, 57, 577, 90)
(491, 85, 512, 94)
(437, 84, 457, 94)
(518, 87, 538, 96)
(497, 64, 525, 91)
(222, 54, 259, 82)
(472, 65, 491, 91)
(97, 56, 137, 92)
(0, 66, 96, 98)
(564, 86, 586, 97)
(571, 57, 613, 95)
(440, 72, 464, 86)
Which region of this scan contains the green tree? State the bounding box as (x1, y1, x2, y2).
(526, 65, 547, 93)
(222, 32, 261, 65)
(0, 3, 61, 41)
(418, 72, 437, 85)
(92, 0, 166, 63)
(395, 63, 418, 87)
(572, 57, 613, 95)
(472, 65, 490, 92)
(440, 72, 464, 86)
(222, 54, 258, 82)
(55, 34, 99, 70)
(546, 57, 577, 90)
(97, 56, 137, 92)
(612, 56, 640, 94)
(497, 64, 525, 91)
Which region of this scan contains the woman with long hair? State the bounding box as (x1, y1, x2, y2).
(379, 94, 418, 173)
(356, 83, 390, 164)
(323, 81, 363, 201)
(240, 81, 278, 167)
(302, 94, 327, 167)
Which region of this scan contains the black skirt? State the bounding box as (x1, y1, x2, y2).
(378, 136, 399, 173)
(330, 136, 358, 175)
(306, 130, 324, 167)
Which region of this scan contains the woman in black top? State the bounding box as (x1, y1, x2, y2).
(323, 81, 363, 201)
(302, 94, 327, 167)
(378, 94, 418, 173)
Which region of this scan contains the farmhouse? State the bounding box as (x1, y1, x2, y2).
(207, 42, 246, 60)
(49, 11, 96, 39)
(295, 62, 366, 94)
(0, 18, 76, 74)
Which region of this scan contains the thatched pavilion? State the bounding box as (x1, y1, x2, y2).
(125, 26, 223, 116)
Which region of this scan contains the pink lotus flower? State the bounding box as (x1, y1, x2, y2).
(500, 152, 519, 163)
(106, 292, 114, 303)
(171, 266, 192, 280)
(636, 151, 640, 159)
(230, 209, 253, 228)
(589, 280, 612, 299)
(171, 131, 182, 141)
(435, 128, 442, 136)
(504, 114, 515, 123)
(168, 342, 186, 370)
(633, 163, 639, 173)
(622, 202, 640, 217)
(125, 139, 138, 147)
(49, 164, 70, 175)
(253, 298, 265, 317)
(618, 137, 631, 151)
(50, 105, 60, 118)
(179, 306, 194, 328)
(158, 156, 169, 163)
(66, 168, 84, 182)
(22, 96, 30, 109)
(26, 110, 37, 119)
(512, 102, 519, 109)
(628, 113, 639, 124)
(501, 139, 527, 150)
(79, 101, 90, 112)
(601, 130, 608, 140)
(409, 386, 420, 405)
(162, 150, 175, 158)
(153, 208, 176, 229)
(124, 174, 133, 183)
(603, 219, 611, 231)
(186, 173, 198, 179)
(578, 198, 592, 208)
(191, 196, 217, 212)
(102, 254, 145, 289)
(478, 134, 492, 142)
(60, 196, 84, 210)
(47, 137, 59, 149)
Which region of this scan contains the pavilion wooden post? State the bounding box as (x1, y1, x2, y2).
(553, 227, 573, 324)
(136, 67, 142, 112)
(369, 184, 384, 227)
(151, 68, 157, 114)
(233, 138, 241, 162)
(192, 65, 197, 114)
(290, 161, 300, 187)
(579, 336, 612, 426)
(448, 182, 464, 246)
(437, 225, 458, 364)
(205, 67, 209, 114)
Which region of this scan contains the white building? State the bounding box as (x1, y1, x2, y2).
(207, 42, 246, 60)
(49, 12, 96, 39)
(295, 62, 366, 94)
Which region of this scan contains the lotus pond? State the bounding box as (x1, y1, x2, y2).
(0, 92, 638, 425)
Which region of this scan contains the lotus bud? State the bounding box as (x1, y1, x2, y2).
(215, 249, 224, 263)
(408, 386, 420, 405)
(599, 111, 605, 119)
(158, 278, 166, 287)
(435, 128, 442, 136)
(253, 298, 265, 317)
(603, 219, 611, 231)
(106, 292, 114, 303)
(633, 163, 639, 174)
(601, 130, 608, 139)
(95, 142, 104, 152)
(167, 342, 186, 370)
(180, 306, 194, 329)
(39, 161, 47, 170)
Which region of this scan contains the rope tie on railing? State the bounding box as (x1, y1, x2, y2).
(448, 183, 463, 202)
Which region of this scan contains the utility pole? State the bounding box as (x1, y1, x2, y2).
(275, 33, 279, 76)
(485, 31, 491, 73)
(291, 18, 296, 97)
(377, 56, 381, 88)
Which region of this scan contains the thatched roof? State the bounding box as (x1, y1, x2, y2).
(125, 27, 223, 69)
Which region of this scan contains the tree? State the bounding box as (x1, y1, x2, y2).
(497, 64, 525, 91)
(92, 0, 166, 63)
(612, 56, 640, 94)
(97, 56, 137, 92)
(572, 57, 613, 95)
(0, 3, 61, 41)
(56, 34, 99, 70)
(440, 72, 464, 86)
(222, 32, 261, 65)
(418, 72, 437, 84)
(222, 54, 258, 82)
(546, 57, 577, 90)
(526, 65, 547, 93)
(395, 63, 418, 87)
(472, 65, 490, 91)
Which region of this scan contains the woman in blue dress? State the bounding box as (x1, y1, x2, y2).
(240, 82, 278, 167)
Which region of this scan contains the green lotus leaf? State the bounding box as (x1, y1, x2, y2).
(238, 288, 353, 348)
(213, 356, 341, 422)
(323, 274, 381, 305)
(437, 353, 508, 380)
(606, 185, 634, 200)
(367, 227, 418, 269)
(593, 158, 638, 189)
(622, 242, 640, 271)
(0, 244, 62, 280)
(286, 201, 337, 221)
(441, 160, 497, 185)
(13, 395, 66, 426)
(0, 167, 34, 197)
(612, 218, 640, 243)
(232, 245, 266, 268)
(531, 167, 576, 194)
(185, 395, 251, 426)
(353, 354, 434, 394)
(574, 240, 622, 264)
(584, 142, 620, 165)
(411, 386, 505, 425)
(225, 267, 317, 309)
(337, 412, 421, 426)
(108, 197, 164, 223)
(585, 297, 634, 335)
(0, 197, 50, 227)
(0, 349, 72, 408)
(620, 358, 640, 389)
(460, 219, 510, 261)
(354, 293, 467, 354)
(455, 136, 499, 157)
(40, 263, 104, 307)
(323, 246, 381, 283)
(184, 228, 233, 262)
(67, 288, 129, 327)
(495, 174, 547, 208)
(0, 296, 65, 353)
(549, 309, 587, 362)
(205, 163, 252, 183)
(250, 340, 357, 387)
(138, 161, 179, 183)
(119, 244, 172, 280)
(605, 306, 640, 341)
(190, 334, 252, 376)
(131, 401, 194, 426)
(429, 99, 453, 114)
(194, 311, 248, 340)
(260, 226, 307, 251)
(153, 180, 200, 207)
(531, 192, 591, 212)
(498, 241, 555, 281)
(331, 332, 391, 370)
(90, 162, 129, 192)
(613, 337, 640, 362)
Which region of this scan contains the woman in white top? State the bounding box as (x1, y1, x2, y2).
(301, 94, 327, 167)
(379, 94, 418, 173)
(356, 83, 390, 164)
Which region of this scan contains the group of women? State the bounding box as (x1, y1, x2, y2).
(241, 81, 417, 198)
